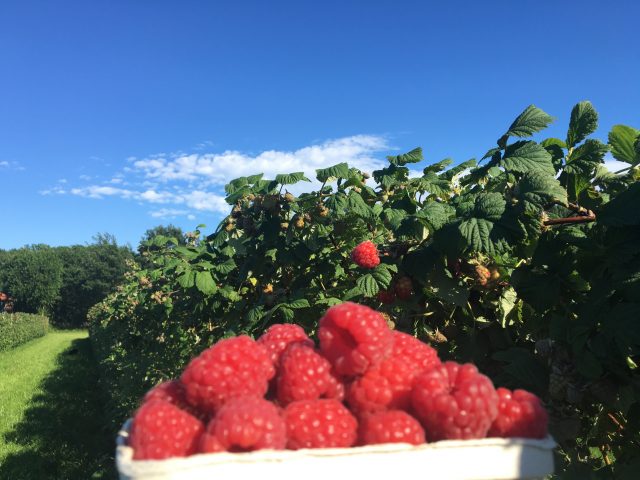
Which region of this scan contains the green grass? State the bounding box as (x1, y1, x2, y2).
(0, 330, 116, 479)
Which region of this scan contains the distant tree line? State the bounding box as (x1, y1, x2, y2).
(0, 225, 185, 327)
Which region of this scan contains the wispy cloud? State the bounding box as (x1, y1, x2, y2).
(0, 160, 25, 171)
(44, 135, 390, 220)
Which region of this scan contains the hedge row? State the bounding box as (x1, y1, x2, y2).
(0, 312, 49, 351)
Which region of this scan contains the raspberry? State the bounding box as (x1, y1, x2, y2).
(411, 361, 498, 441)
(474, 265, 491, 286)
(205, 396, 286, 452)
(394, 276, 413, 300)
(391, 331, 440, 372)
(347, 333, 440, 414)
(143, 380, 204, 419)
(257, 323, 314, 365)
(276, 343, 344, 405)
(199, 433, 226, 453)
(351, 241, 380, 269)
(488, 388, 548, 439)
(284, 399, 358, 449)
(318, 302, 393, 377)
(180, 336, 275, 412)
(358, 410, 425, 446)
(130, 400, 204, 460)
(376, 289, 396, 304)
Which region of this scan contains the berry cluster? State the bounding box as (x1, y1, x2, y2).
(129, 302, 548, 460)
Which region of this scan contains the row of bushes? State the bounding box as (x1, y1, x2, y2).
(89, 102, 640, 477)
(0, 235, 133, 326)
(0, 312, 49, 351)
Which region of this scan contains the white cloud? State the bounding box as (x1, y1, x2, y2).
(49, 134, 390, 221)
(150, 208, 189, 218)
(0, 161, 9, 168)
(132, 135, 388, 186)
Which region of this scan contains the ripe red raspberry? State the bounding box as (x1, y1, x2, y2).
(204, 396, 286, 452)
(143, 380, 205, 419)
(394, 276, 413, 300)
(276, 343, 344, 405)
(488, 388, 548, 439)
(351, 241, 380, 269)
(257, 323, 314, 365)
(130, 400, 204, 460)
(376, 289, 396, 304)
(318, 302, 394, 377)
(180, 336, 275, 412)
(391, 331, 441, 372)
(411, 361, 498, 441)
(284, 399, 358, 449)
(347, 334, 440, 414)
(199, 434, 226, 453)
(358, 410, 425, 446)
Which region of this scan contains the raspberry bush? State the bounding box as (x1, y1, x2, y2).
(90, 101, 640, 477)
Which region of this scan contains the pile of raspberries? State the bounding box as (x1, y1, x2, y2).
(129, 302, 548, 460)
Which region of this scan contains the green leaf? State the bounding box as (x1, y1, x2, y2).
(566, 101, 598, 148)
(429, 266, 469, 307)
(511, 266, 561, 311)
(316, 163, 350, 182)
(565, 139, 608, 176)
(287, 298, 310, 309)
(279, 307, 295, 321)
(382, 208, 407, 229)
(225, 176, 248, 194)
(498, 287, 518, 327)
(246, 173, 264, 184)
(195, 271, 217, 294)
(609, 124, 640, 164)
(599, 182, 640, 226)
(347, 191, 373, 220)
(416, 202, 454, 230)
(423, 158, 452, 174)
(214, 258, 236, 274)
(492, 348, 548, 392)
(442, 158, 477, 180)
(500, 141, 555, 176)
(515, 171, 568, 213)
(505, 105, 555, 139)
(387, 147, 423, 166)
(177, 270, 195, 289)
(275, 172, 311, 185)
(356, 274, 379, 297)
(413, 172, 451, 197)
(371, 264, 393, 289)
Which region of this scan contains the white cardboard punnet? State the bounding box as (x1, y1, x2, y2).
(116, 420, 555, 480)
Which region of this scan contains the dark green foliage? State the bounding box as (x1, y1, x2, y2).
(0, 313, 49, 351)
(0, 246, 63, 314)
(88, 102, 640, 476)
(50, 235, 133, 327)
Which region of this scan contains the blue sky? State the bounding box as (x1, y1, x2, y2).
(1, 0, 638, 249)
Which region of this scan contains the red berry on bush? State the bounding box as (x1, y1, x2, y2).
(130, 400, 204, 460)
(205, 396, 286, 452)
(351, 241, 380, 269)
(318, 302, 393, 377)
(284, 399, 358, 449)
(180, 335, 275, 412)
(358, 410, 425, 446)
(488, 388, 548, 439)
(376, 289, 396, 304)
(411, 361, 499, 441)
(394, 276, 413, 300)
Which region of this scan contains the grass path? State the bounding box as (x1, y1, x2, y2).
(0, 331, 115, 479)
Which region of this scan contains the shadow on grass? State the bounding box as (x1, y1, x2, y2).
(0, 338, 117, 479)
